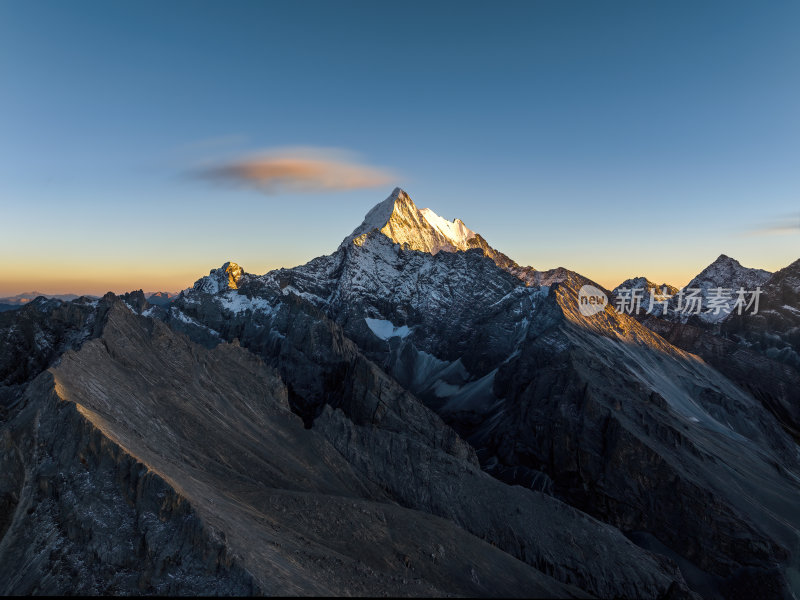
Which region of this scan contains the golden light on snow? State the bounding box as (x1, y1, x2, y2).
(226, 262, 244, 289)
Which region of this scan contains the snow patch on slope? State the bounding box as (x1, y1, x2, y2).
(170, 307, 220, 336)
(217, 290, 276, 315)
(365, 318, 410, 340)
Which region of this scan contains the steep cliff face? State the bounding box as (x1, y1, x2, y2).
(673, 255, 772, 325)
(0, 296, 101, 412)
(346, 188, 478, 255)
(0, 373, 259, 596)
(341, 187, 547, 285)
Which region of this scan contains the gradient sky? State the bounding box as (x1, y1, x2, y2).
(1, 0, 799, 296)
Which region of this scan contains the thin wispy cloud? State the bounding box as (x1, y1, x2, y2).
(747, 212, 800, 236)
(197, 147, 396, 193)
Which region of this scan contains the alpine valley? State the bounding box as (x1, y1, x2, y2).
(1, 188, 799, 599)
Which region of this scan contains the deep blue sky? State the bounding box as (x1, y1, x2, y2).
(1, 0, 798, 294)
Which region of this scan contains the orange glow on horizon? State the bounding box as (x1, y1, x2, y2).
(0, 259, 271, 298)
(0, 255, 704, 299)
(2, 250, 794, 299)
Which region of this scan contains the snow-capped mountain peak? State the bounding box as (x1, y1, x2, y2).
(191, 261, 246, 294)
(350, 187, 410, 236)
(345, 187, 477, 254)
(657, 254, 773, 324)
(613, 277, 677, 295)
(687, 254, 771, 292)
(336, 187, 556, 287)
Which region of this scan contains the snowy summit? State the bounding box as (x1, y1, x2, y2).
(346, 187, 477, 254)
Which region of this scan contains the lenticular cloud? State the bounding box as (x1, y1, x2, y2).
(199, 147, 396, 193)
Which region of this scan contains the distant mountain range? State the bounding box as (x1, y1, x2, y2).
(0, 292, 94, 311)
(0, 291, 178, 311)
(0, 188, 798, 598)
(141, 291, 179, 306)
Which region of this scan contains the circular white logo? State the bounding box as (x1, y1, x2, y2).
(578, 284, 608, 316)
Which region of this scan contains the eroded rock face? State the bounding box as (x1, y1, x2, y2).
(0, 296, 101, 404)
(451, 279, 800, 598)
(0, 374, 258, 596)
(616, 257, 800, 448)
(313, 405, 690, 600)
(0, 300, 599, 598)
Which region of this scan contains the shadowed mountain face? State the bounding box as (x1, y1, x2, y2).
(619, 257, 800, 443)
(165, 189, 800, 599)
(143, 291, 177, 306)
(723, 259, 800, 370)
(0, 188, 797, 598)
(0, 298, 688, 598)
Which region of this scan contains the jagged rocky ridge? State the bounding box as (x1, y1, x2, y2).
(0, 296, 691, 596)
(1, 187, 798, 598)
(1, 297, 599, 596)
(165, 188, 800, 599)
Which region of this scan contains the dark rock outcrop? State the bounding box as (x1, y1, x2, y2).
(0, 300, 595, 597)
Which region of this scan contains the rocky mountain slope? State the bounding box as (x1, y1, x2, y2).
(165, 188, 800, 599)
(1, 187, 798, 598)
(0, 294, 693, 597)
(723, 258, 800, 370)
(621, 257, 800, 442)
